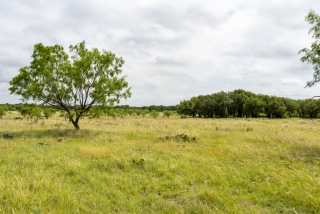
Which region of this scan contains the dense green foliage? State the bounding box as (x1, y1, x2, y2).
(177, 89, 320, 118)
(299, 10, 320, 87)
(9, 41, 131, 129)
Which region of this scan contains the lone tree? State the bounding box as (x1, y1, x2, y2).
(9, 41, 131, 130)
(299, 10, 320, 87)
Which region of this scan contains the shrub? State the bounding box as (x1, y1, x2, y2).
(150, 110, 159, 118)
(43, 108, 56, 119)
(31, 107, 43, 122)
(180, 114, 187, 119)
(163, 110, 174, 118)
(258, 113, 266, 118)
(141, 109, 149, 118)
(0, 106, 8, 119)
(107, 109, 116, 118)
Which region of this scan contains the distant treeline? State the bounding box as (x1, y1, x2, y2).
(0, 104, 177, 112)
(114, 105, 177, 112)
(177, 89, 320, 118)
(2, 89, 320, 119)
(0, 103, 179, 120)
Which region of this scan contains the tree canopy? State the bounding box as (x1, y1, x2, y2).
(299, 10, 320, 87)
(177, 89, 320, 119)
(9, 41, 131, 129)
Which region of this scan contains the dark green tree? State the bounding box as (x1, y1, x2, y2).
(244, 96, 266, 118)
(197, 95, 216, 117)
(284, 98, 300, 117)
(148, 105, 159, 112)
(229, 89, 248, 117)
(300, 99, 320, 118)
(177, 99, 195, 117)
(212, 91, 230, 117)
(299, 10, 320, 87)
(193, 96, 205, 117)
(266, 97, 287, 118)
(9, 41, 131, 130)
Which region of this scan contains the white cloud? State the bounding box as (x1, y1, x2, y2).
(231, 75, 243, 81)
(281, 77, 304, 86)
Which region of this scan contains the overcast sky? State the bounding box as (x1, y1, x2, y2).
(1, 0, 320, 106)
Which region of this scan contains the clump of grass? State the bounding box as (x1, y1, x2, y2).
(243, 126, 253, 131)
(159, 134, 198, 142)
(215, 125, 253, 132)
(132, 158, 145, 168)
(3, 134, 13, 139)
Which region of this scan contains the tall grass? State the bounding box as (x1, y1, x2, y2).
(0, 112, 320, 213)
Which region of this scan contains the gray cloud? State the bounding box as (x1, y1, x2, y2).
(155, 56, 186, 66)
(1, 0, 320, 105)
(142, 3, 227, 32)
(259, 82, 273, 87)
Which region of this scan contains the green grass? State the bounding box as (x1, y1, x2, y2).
(0, 113, 320, 213)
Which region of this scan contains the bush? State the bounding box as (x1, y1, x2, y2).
(0, 106, 8, 119)
(43, 108, 56, 119)
(127, 109, 134, 116)
(150, 110, 159, 118)
(116, 109, 128, 118)
(163, 110, 174, 118)
(258, 113, 266, 118)
(140, 109, 149, 118)
(107, 109, 116, 118)
(282, 112, 290, 118)
(180, 114, 187, 119)
(135, 109, 141, 116)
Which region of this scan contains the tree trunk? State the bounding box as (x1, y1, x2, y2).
(71, 117, 80, 130)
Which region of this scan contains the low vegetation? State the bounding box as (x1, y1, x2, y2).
(0, 112, 320, 213)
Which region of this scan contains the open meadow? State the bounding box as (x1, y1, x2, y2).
(0, 112, 320, 213)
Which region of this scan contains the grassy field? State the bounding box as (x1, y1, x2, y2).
(0, 112, 320, 213)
